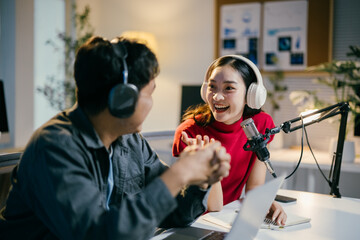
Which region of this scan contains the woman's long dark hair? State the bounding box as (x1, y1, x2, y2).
(182, 56, 261, 126)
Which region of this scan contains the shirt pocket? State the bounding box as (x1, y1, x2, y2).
(123, 174, 144, 195)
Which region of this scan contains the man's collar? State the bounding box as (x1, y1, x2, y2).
(67, 103, 105, 149)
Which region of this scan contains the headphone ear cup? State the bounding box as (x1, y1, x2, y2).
(200, 82, 208, 103)
(246, 82, 267, 109)
(108, 83, 139, 118)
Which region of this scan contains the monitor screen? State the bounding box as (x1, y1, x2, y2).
(180, 85, 203, 122)
(0, 80, 10, 144)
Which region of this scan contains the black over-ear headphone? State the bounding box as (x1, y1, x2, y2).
(108, 39, 139, 118)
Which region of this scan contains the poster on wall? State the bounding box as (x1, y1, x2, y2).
(263, 0, 308, 71)
(220, 3, 261, 65)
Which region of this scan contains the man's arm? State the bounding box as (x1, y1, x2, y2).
(20, 134, 176, 240)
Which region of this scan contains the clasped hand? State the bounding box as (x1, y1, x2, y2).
(179, 132, 231, 187)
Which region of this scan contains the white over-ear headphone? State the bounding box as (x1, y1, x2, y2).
(200, 55, 267, 109)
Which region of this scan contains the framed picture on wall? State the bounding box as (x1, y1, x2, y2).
(219, 2, 261, 65)
(215, 0, 333, 73)
(262, 0, 308, 71)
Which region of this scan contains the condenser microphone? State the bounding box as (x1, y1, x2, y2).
(241, 118, 277, 178)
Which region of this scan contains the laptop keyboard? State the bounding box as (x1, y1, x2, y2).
(200, 231, 227, 240)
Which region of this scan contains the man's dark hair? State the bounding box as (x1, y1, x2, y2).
(74, 36, 159, 115)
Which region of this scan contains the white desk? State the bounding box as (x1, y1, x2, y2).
(153, 189, 360, 240)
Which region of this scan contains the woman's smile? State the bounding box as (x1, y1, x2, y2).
(214, 103, 229, 113)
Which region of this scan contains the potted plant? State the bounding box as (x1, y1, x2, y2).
(37, 4, 94, 111)
(289, 45, 360, 162)
(264, 57, 288, 150)
(266, 69, 288, 117)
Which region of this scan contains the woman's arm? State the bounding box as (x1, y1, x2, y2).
(176, 131, 224, 212)
(245, 159, 266, 192)
(246, 158, 287, 226)
(207, 181, 223, 211)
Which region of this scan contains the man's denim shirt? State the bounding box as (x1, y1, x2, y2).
(0, 104, 209, 240)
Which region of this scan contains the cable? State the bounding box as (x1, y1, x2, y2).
(303, 126, 332, 185)
(285, 115, 305, 180)
(284, 114, 333, 187)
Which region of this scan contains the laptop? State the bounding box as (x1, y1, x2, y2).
(163, 175, 285, 240)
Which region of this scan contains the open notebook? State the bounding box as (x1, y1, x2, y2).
(202, 204, 311, 230)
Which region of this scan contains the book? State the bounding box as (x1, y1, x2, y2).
(202, 210, 311, 230)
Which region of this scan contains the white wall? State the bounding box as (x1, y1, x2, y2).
(34, 0, 64, 130)
(14, 0, 35, 147)
(4, 0, 360, 151)
(76, 0, 215, 132)
(1, 0, 215, 148)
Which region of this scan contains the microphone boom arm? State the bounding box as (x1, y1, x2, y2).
(269, 102, 350, 198)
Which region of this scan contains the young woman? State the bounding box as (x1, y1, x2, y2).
(172, 55, 287, 225)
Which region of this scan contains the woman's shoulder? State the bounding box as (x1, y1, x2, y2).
(250, 111, 275, 129)
(252, 111, 273, 121)
(174, 117, 207, 140)
(176, 118, 197, 131)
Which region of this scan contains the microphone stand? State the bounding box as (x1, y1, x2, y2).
(268, 102, 350, 198)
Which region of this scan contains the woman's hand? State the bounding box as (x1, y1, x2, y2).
(181, 132, 225, 211)
(181, 131, 225, 187)
(266, 201, 287, 226)
(181, 131, 214, 147)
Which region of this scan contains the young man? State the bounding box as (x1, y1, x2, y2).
(0, 36, 231, 239)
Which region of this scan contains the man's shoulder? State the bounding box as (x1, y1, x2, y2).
(28, 113, 78, 149)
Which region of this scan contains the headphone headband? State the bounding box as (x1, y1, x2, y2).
(204, 55, 263, 88)
(226, 55, 263, 87)
(111, 39, 129, 84)
(108, 38, 139, 118)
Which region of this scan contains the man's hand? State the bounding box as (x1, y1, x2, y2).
(206, 145, 230, 185)
(161, 136, 230, 197)
(177, 140, 230, 186)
